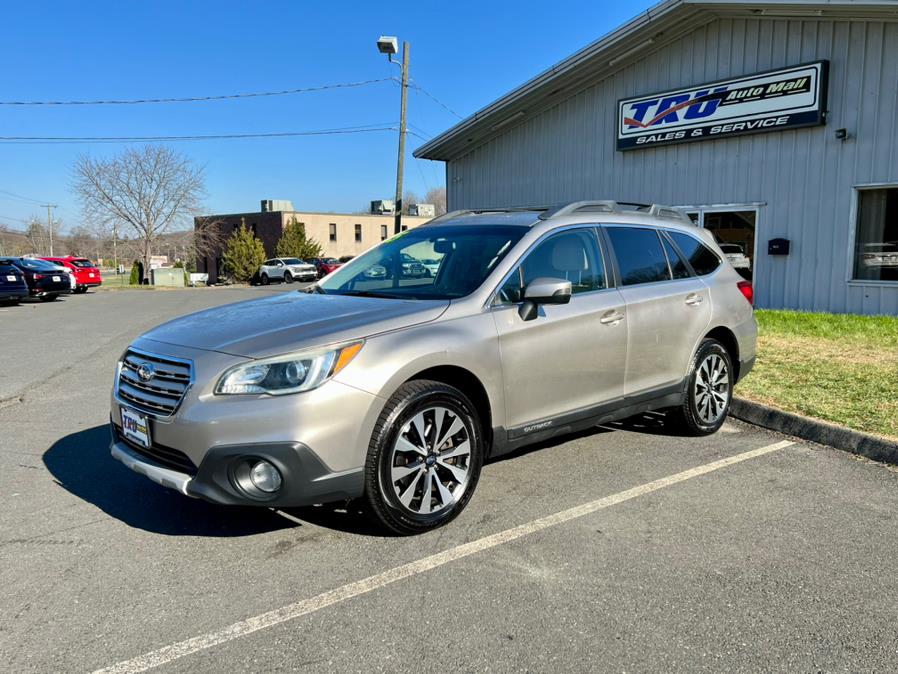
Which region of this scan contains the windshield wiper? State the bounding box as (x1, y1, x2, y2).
(339, 290, 406, 299)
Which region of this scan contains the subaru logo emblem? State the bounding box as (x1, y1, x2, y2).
(137, 363, 155, 382)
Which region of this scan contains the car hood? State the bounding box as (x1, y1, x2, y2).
(140, 291, 450, 358)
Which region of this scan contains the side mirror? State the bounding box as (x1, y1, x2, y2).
(519, 277, 572, 321)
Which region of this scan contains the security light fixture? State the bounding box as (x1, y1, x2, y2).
(377, 36, 399, 55)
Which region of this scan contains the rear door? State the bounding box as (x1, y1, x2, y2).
(604, 226, 711, 396)
(492, 227, 628, 430)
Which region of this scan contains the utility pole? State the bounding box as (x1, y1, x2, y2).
(393, 41, 409, 235)
(112, 222, 118, 272)
(41, 204, 57, 255)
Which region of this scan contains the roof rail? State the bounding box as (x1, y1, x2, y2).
(538, 200, 692, 224)
(426, 205, 549, 225)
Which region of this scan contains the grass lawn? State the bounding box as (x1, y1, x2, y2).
(736, 309, 898, 442)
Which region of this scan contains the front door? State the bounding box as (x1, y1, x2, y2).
(492, 227, 628, 430)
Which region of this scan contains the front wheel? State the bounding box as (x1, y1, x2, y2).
(260, 273, 269, 286)
(365, 380, 484, 535)
(284, 271, 293, 284)
(667, 338, 733, 435)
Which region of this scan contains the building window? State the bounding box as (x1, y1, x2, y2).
(329, 223, 336, 242)
(355, 224, 362, 242)
(381, 225, 388, 240)
(854, 187, 898, 282)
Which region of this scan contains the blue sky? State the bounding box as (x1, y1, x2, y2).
(0, 0, 650, 233)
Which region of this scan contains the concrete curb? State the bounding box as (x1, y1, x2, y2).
(730, 397, 898, 466)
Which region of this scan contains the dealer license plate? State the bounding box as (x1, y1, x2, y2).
(52, 275, 60, 282)
(120, 406, 151, 449)
(6, 275, 14, 282)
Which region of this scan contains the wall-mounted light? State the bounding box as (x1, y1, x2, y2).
(834, 128, 848, 141)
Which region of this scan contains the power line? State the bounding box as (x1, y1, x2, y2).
(0, 188, 46, 205)
(0, 78, 394, 106)
(0, 213, 31, 224)
(0, 124, 401, 145)
(408, 79, 463, 119)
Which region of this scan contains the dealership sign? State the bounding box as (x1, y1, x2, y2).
(617, 61, 828, 150)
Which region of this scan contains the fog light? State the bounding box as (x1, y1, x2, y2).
(249, 460, 282, 493)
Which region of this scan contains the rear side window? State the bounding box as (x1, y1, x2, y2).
(669, 232, 721, 276)
(607, 227, 671, 286)
(661, 233, 691, 279)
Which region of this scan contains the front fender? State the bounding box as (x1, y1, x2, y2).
(333, 312, 506, 429)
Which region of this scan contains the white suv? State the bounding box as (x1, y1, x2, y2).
(258, 258, 317, 284)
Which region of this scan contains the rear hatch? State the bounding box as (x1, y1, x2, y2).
(0, 264, 26, 289)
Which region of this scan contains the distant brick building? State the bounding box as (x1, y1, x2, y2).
(195, 201, 431, 284)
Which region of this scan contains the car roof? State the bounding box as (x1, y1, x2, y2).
(424, 200, 717, 247)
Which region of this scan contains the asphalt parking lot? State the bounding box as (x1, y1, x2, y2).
(2, 287, 898, 673)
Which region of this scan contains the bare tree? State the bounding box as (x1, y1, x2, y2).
(402, 190, 420, 215)
(26, 217, 51, 254)
(73, 145, 205, 281)
(67, 225, 97, 257)
(424, 187, 447, 215)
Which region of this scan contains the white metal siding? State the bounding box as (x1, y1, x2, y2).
(447, 17, 898, 315)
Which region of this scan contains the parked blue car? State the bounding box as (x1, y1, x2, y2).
(0, 258, 29, 305)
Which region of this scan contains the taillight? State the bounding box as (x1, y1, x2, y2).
(33, 273, 44, 280)
(737, 280, 753, 306)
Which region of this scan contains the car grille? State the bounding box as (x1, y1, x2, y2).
(113, 424, 198, 476)
(117, 349, 193, 417)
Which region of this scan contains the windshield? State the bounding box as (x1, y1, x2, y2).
(16, 258, 60, 271)
(318, 224, 527, 300)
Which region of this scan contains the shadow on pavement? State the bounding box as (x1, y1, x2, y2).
(602, 410, 695, 437)
(43, 424, 296, 537)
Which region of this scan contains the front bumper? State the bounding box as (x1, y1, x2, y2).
(110, 428, 364, 507)
(110, 337, 383, 506)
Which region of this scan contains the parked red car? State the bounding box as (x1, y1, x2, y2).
(309, 257, 343, 279)
(40, 256, 102, 293)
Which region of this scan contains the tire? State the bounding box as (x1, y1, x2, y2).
(667, 338, 733, 435)
(39, 294, 58, 302)
(365, 380, 484, 535)
(284, 271, 293, 284)
(260, 273, 269, 286)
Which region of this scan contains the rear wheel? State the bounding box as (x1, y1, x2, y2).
(667, 338, 732, 435)
(39, 294, 58, 302)
(365, 380, 484, 535)
(284, 271, 293, 284)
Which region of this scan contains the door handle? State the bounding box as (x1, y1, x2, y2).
(600, 310, 625, 325)
(685, 293, 704, 306)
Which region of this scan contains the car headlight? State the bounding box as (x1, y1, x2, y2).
(215, 341, 363, 396)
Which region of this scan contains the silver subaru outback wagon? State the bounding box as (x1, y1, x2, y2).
(111, 201, 756, 535)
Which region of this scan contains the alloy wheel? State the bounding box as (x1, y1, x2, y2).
(388, 405, 472, 515)
(694, 353, 729, 424)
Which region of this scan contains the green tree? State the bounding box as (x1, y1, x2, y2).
(129, 261, 141, 285)
(222, 223, 266, 283)
(276, 217, 322, 260)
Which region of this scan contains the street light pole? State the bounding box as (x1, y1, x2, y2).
(376, 35, 410, 235)
(393, 41, 409, 235)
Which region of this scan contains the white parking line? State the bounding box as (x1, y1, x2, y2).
(93, 439, 794, 674)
